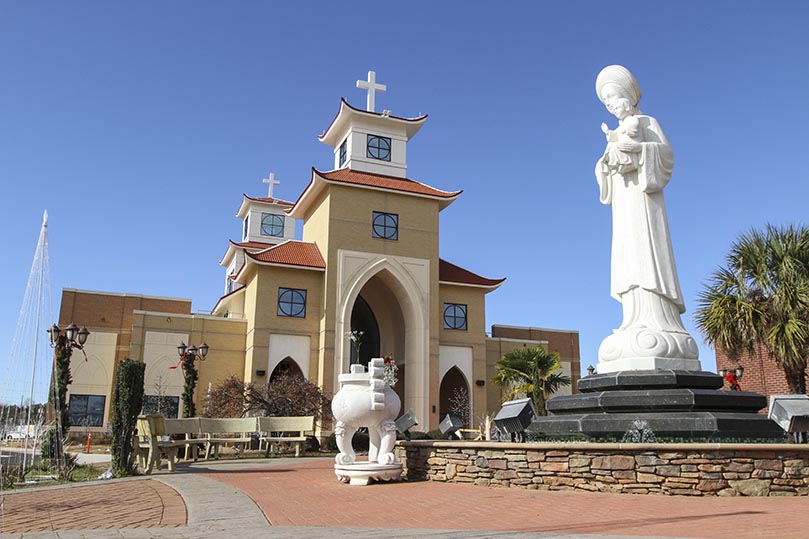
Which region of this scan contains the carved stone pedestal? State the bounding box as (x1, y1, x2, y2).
(335, 463, 403, 486)
(529, 370, 784, 441)
(331, 359, 403, 486)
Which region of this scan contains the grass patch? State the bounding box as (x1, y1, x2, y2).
(70, 464, 107, 482)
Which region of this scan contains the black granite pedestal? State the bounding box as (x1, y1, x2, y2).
(528, 370, 785, 441)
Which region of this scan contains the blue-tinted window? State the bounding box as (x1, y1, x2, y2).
(339, 139, 347, 167)
(443, 303, 467, 331)
(243, 215, 250, 240)
(367, 135, 391, 161)
(372, 211, 398, 240)
(278, 288, 307, 318)
(142, 395, 180, 419)
(68, 394, 106, 427)
(261, 213, 284, 237)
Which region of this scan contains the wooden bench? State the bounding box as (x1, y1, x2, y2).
(136, 415, 314, 472)
(258, 416, 314, 457)
(198, 417, 258, 459)
(164, 417, 209, 460)
(135, 415, 186, 474)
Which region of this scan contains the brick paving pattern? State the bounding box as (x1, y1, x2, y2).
(0, 479, 186, 533)
(204, 459, 809, 538)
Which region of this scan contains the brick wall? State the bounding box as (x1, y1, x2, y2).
(489, 325, 581, 393)
(397, 440, 809, 496)
(59, 288, 192, 363)
(715, 343, 806, 408)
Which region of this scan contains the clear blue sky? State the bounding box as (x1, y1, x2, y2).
(2, 2, 808, 387)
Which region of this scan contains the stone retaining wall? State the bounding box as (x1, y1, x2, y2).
(395, 441, 809, 496)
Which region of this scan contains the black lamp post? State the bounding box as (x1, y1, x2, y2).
(45, 322, 90, 463)
(177, 341, 209, 418)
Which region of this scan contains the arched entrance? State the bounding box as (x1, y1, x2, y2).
(349, 296, 380, 367)
(337, 253, 430, 427)
(270, 356, 304, 381)
(348, 274, 407, 405)
(439, 367, 470, 426)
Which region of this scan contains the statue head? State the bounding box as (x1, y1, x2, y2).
(596, 65, 642, 120)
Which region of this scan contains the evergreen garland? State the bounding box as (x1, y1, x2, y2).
(110, 359, 145, 476)
(181, 352, 198, 418)
(43, 336, 73, 460)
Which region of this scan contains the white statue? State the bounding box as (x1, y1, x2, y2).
(594, 65, 700, 373)
(332, 358, 403, 485)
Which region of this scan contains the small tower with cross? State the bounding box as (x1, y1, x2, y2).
(232, 173, 298, 258)
(318, 70, 427, 178)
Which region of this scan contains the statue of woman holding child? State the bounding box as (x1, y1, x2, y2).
(594, 65, 699, 373)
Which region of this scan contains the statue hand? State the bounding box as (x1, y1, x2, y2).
(601, 122, 609, 134)
(616, 141, 641, 153)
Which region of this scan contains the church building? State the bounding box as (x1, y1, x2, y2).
(58, 73, 580, 434)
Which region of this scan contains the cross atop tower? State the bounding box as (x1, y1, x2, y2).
(262, 172, 280, 199)
(356, 70, 387, 113)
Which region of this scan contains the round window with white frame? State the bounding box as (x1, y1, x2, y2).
(261, 213, 284, 237)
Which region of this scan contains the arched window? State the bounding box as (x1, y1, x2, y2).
(270, 356, 304, 381)
(439, 367, 470, 426)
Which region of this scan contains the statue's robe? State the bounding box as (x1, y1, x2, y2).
(595, 114, 685, 321)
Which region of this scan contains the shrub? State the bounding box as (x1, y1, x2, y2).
(110, 359, 145, 477)
(204, 374, 332, 425)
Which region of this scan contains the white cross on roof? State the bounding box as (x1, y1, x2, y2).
(262, 172, 280, 198)
(356, 70, 387, 113)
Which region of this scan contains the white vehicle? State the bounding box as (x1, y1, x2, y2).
(3, 426, 36, 441)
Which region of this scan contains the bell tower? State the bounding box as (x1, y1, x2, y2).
(318, 71, 427, 178)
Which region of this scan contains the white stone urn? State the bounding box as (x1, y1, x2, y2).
(331, 358, 402, 485)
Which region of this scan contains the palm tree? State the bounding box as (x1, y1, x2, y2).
(492, 347, 571, 416)
(694, 224, 809, 394)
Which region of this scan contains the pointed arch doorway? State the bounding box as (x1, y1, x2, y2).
(439, 366, 471, 426)
(349, 296, 380, 367)
(337, 252, 431, 428)
(348, 278, 407, 406)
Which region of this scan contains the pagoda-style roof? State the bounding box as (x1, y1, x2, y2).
(236, 194, 295, 219)
(219, 240, 278, 267)
(319, 98, 427, 147)
(287, 168, 462, 218)
(439, 258, 506, 291)
(238, 240, 326, 274)
(211, 284, 245, 317)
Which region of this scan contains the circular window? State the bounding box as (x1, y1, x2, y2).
(261, 213, 284, 237)
(278, 289, 306, 317)
(443, 304, 467, 330)
(367, 135, 391, 161)
(372, 212, 398, 240)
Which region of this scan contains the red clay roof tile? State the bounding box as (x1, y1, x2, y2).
(317, 168, 461, 199)
(246, 241, 325, 269)
(439, 258, 505, 288)
(244, 195, 295, 206)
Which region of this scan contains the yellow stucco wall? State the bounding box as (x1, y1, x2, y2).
(245, 265, 324, 385)
(438, 283, 491, 423)
(131, 311, 247, 416)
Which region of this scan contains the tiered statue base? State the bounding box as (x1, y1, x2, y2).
(528, 370, 785, 441)
(334, 462, 403, 486)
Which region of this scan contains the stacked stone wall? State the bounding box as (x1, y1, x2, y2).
(396, 441, 809, 496)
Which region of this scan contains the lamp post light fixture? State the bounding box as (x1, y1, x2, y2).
(176, 341, 210, 418)
(47, 322, 90, 347)
(718, 365, 744, 391)
(718, 366, 745, 380)
(44, 322, 90, 466)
